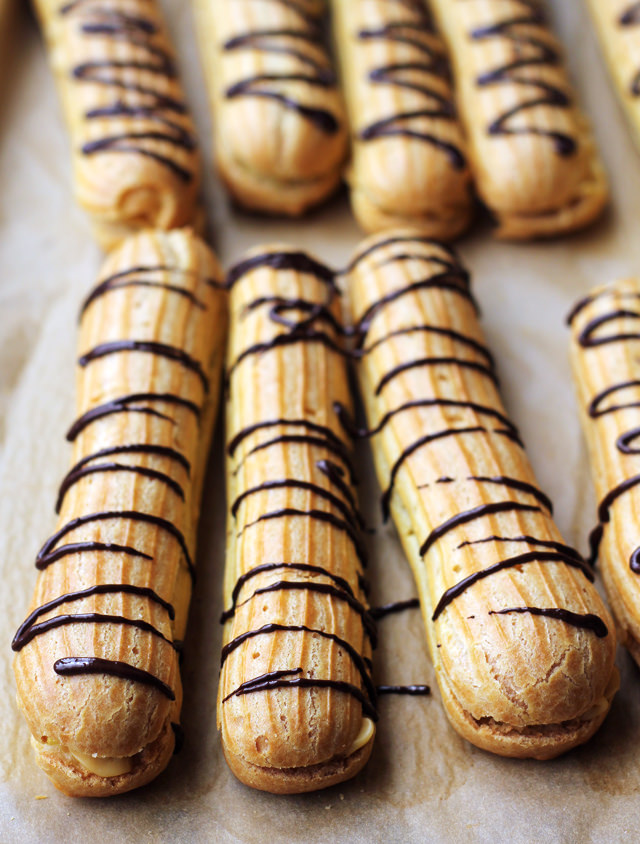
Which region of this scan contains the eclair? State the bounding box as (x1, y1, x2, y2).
(586, 0, 640, 152)
(345, 231, 617, 759)
(12, 229, 227, 797)
(329, 0, 472, 238)
(32, 0, 201, 250)
(220, 245, 375, 793)
(569, 279, 640, 666)
(427, 0, 608, 239)
(192, 0, 348, 215)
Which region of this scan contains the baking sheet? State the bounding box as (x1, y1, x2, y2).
(2, 1, 640, 841)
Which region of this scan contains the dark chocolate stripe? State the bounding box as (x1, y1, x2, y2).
(381, 427, 504, 520)
(67, 444, 190, 476)
(54, 656, 175, 700)
(78, 341, 209, 392)
(220, 622, 375, 703)
(232, 580, 377, 645)
(432, 551, 594, 621)
(578, 309, 640, 347)
(12, 612, 176, 652)
(588, 380, 640, 418)
(420, 502, 542, 557)
(13, 584, 174, 650)
(361, 325, 494, 367)
(226, 330, 345, 382)
(456, 534, 582, 560)
(226, 251, 336, 289)
(36, 511, 193, 578)
(470, 0, 576, 155)
(488, 606, 608, 637)
(374, 356, 498, 396)
(56, 462, 184, 513)
(334, 398, 519, 442)
(376, 684, 430, 696)
(230, 479, 361, 528)
(66, 393, 200, 442)
(227, 417, 347, 456)
(222, 667, 378, 722)
(370, 597, 420, 620)
(240, 508, 368, 567)
(36, 541, 152, 572)
(342, 234, 460, 275)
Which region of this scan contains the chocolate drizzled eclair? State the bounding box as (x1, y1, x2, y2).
(345, 231, 617, 758)
(220, 246, 375, 793)
(192, 0, 348, 215)
(586, 1, 640, 152)
(12, 229, 227, 797)
(427, 0, 608, 239)
(33, 0, 201, 250)
(569, 279, 640, 666)
(329, 0, 472, 238)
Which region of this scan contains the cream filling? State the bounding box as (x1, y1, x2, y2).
(347, 718, 375, 756)
(70, 750, 133, 778)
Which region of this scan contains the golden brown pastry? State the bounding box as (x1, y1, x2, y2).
(329, 0, 473, 238)
(12, 229, 227, 797)
(192, 0, 348, 215)
(569, 279, 640, 667)
(427, 0, 608, 239)
(32, 0, 202, 250)
(220, 245, 375, 793)
(346, 230, 617, 759)
(586, 1, 640, 152)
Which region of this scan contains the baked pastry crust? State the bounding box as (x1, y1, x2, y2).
(192, 0, 348, 215)
(32, 0, 202, 250)
(219, 245, 375, 792)
(330, 0, 473, 238)
(346, 230, 618, 759)
(586, 1, 640, 152)
(12, 229, 227, 796)
(428, 0, 608, 239)
(569, 279, 640, 667)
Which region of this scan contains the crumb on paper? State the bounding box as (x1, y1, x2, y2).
(339, 793, 345, 801)
(34, 795, 48, 800)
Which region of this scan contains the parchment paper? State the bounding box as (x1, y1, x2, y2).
(2, 2, 640, 841)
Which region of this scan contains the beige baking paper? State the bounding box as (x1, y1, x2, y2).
(1, 1, 640, 841)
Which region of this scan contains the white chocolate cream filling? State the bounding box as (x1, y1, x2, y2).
(70, 751, 133, 778)
(347, 718, 375, 756)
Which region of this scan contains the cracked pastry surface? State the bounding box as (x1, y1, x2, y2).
(12, 229, 227, 797)
(427, 0, 608, 239)
(192, 0, 348, 215)
(219, 245, 375, 793)
(329, 0, 473, 239)
(569, 279, 640, 667)
(586, 0, 640, 152)
(345, 230, 617, 759)
(32, 0, 202, 250)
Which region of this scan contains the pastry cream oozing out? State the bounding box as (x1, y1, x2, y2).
(70, 751, 133, 778)
(347, 718, 375, 756)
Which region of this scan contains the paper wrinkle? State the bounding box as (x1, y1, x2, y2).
(2, 1, 640, 841)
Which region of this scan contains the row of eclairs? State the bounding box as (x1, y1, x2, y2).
(9, 0, 640, 799)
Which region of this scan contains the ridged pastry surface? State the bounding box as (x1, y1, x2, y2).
(33, 0, 201, 249)
(346, 230, 617, 759)
(586, 1, 640, 153)
(428, 0, 608, 239)
(219, 245, 375, 793)
(330, 0, 473, 238)
(12, 229, 227, 797)
(569, 279, 640, 666)
(192, 0, 348, 215)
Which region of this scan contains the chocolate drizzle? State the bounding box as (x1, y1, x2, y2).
(469, 0, 576, 155)
(356, 6, 466, 169)
(36, 510, 194, 578)
(81, 264, 222, 316)
(222, 667, 378, 722)
(370, 597, 419, 620)
(54, 657, 175, 700)
(349, 235, 606, 643)
(222, 249, 375, 727)
(376, 684, 430, 696)
(222, 4, 341, 134)
(60, 0, 197, 180)
(78, 341, 209, 393)
(66, 393, 200, 441)
(488, 606, 608, 638)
